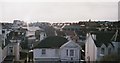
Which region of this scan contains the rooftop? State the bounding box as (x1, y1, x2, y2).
(91, 31, 115, 47)
(34, 36, 68, 48)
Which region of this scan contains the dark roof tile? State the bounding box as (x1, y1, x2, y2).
(91, 31, 115, 47)
(34, 36, 68, 48)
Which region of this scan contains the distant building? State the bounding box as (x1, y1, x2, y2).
(33, 36, 81, 63)
(62, 25, 81, 31)
(12, 20, 26, 29)
(1, 30, 22, 63)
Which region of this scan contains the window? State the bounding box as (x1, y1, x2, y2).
(66, 49, 68, 56)
(108, 48, 111, 54)
(42, 49, 46, 55)
(9, 47, 13, 55)
(101, 48, 105, 54)
(70, 49, 74, 56)
(2, 30, 5, 34)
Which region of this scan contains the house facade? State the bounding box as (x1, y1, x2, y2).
(1, 30, 23, 63)
(33, 36, 81, 63)
(85, 32, 115, 61)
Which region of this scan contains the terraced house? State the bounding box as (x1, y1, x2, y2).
(85, 31, 119, 61)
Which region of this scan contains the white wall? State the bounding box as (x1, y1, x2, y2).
(2, 45, 7, 61)
(60, 41, 81, 61)
(3, 42, 20, 61)
(85, 34, 97, 61)
(60, 48, 80, 61)
(33, 48, 59, 60)
(13, 42, 20, 61)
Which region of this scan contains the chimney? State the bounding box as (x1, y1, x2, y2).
(92, 34, 96, 40)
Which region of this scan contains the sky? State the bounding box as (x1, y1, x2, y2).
(0, 0, 119, 23)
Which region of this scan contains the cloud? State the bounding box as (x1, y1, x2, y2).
(0, 2, 118, 23)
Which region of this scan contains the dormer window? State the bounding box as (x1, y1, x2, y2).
(101, 48, 105, 54)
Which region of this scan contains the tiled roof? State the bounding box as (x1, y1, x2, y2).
(34, 36, 68, 48)
(56, 30, 65, 36)
(91, 31, 115, 47)
(43, 26, 55, 36)
(64, 31, 76, 36)
(63, 25, 81, 29)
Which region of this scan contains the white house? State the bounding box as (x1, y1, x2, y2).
(1, 30, 21, 63)
(33, 36, 81, 63)
(25, 26, 43, 37)
(85, 32, 115, 61)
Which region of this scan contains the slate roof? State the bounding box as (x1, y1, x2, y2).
(56, 30, 65, 36)
(64, 31, 76, 36)
(64, 24, 80, 28)
(43, 26, 55, 36)
(75, 31, 86, 40)
(34, 36, 68, 48)
(90, 31, 115, 47)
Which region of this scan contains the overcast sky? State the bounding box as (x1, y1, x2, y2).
(0, 0, 119, 23)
